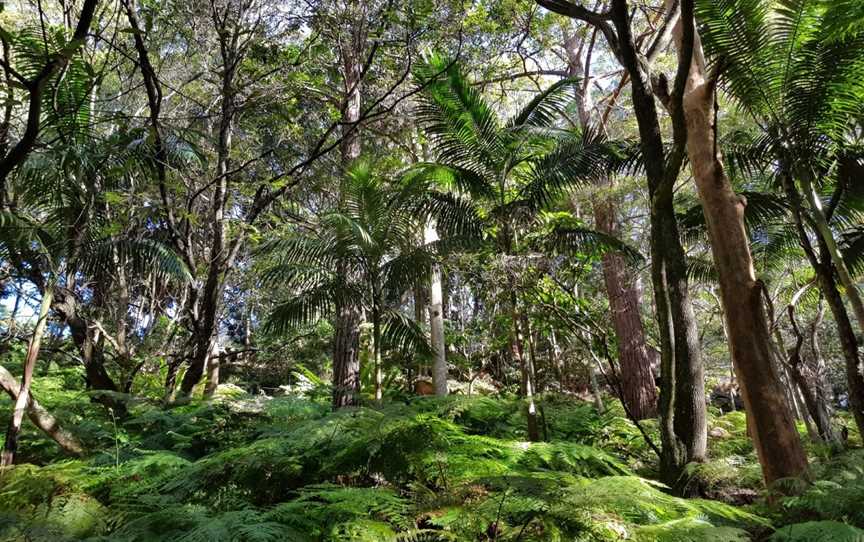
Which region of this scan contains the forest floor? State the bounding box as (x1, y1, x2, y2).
(1, 364, 863, 541)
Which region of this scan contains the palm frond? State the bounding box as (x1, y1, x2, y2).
(80, 239, 191, 282)
(515, 128, 610, 210)
(264, 284, 338, 335)
(415, 55, 504, 181)
(687, 256, 719, 284)
(507, 77, 579, 130)
(544, 221, 643, 264)
(695, 0, 781, 120)
(381, 310, 433, 358)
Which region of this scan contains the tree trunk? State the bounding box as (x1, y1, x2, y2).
(0, 364, 83, 456)
(816, 240, 864, 438)
(511, 294, 540, 442)
(425, 224, 447, 396)
(179, 6, 240, 399)
(332, 301, 362, 408)
(565, 24, 658, 421)
(429, 265, 447, 396)
(203, 341, 221, 399)
(581, 0, 707, 488)
(595, 201, 658, 419)
(2, 286, 53, 466)
(371, 302, 384, 403)
(799, 173, 864, 338)
(787, 305, 838, 445)
(677, 7, 808, 484)
(52, 289, 125, 415)
(331, 8, 366, 409)
(783, 167, 864, 440)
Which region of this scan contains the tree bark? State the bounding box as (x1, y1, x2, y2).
(783, 167, 864, 440)
(799, 174, 864, 338)
(424, 224, 447, 396)
(2, 286, 53, 466)
(332, 301, 361, 408)
(203, 341, 221, 399)
(0, 364, 83, 456)
(598, 0, 706, 485)
(595, 201, 658, 419)
(331, 8, 366, 409)
(787, 305, 839, 446)
(675, 1, 808, 484)
(565, 25, 658, 420)
(429, 264, 447, 396)
(815, 239, 864, 438)
(511, 292, 540, 442)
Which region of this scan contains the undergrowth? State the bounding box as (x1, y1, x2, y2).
(0, 365, 862, 541)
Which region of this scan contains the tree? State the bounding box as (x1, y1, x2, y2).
(697, 0, 864, 444)
(415, 56, 623, 440)
(261, 163, 445, 404)
(0, 179, 187, 464)
(536, 0, 708, 485)
(0, 0, 99, 197)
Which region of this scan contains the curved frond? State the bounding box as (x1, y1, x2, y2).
(507, 77, 578, 130)
(381, 310, 433, 358)
(264, 284, 338, 335)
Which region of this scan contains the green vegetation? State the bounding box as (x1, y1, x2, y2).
(1, 362, 863, 540)
(2, 0, 864, 540)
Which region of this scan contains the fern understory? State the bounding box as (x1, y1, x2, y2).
(0, 365, 862, 541)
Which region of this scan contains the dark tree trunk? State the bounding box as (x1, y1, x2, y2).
(178, 3, 242, 399)
(603, 0, 706, 485)
(332, 301, 362, 408)
(52, 289, 127, 416)
(787, 305, 839, 445)
(783, 170, 864, 442)
(815, 241, 864, 438)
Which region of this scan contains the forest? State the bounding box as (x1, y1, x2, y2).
(0, 0, 863, 540)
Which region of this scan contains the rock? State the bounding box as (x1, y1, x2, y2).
(709, 427, 730, 439)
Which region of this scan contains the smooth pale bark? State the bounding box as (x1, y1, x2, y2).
(428, 266, 447, 396)
(203, 342, 221, 399)
(509, 289, 540, 441)
(2, 287, 53, 466)
(0, 364, 83, 456)
(675, 6, 808, 484)
(371, 309, 383, 403)
(425, 225, 447, 396)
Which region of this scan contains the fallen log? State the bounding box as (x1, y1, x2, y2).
(0, 364, 84, 456)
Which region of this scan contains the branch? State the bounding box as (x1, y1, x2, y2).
(0, 0, 100, 191)
(538, 0, 620, 63)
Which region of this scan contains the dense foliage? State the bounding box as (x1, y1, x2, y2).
(1, 0, 863, 540)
